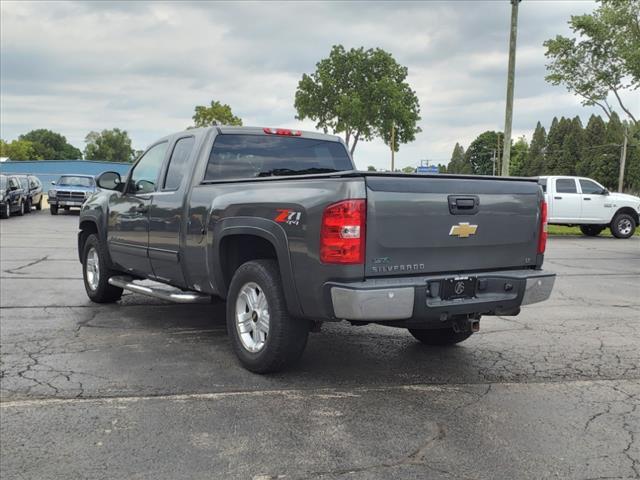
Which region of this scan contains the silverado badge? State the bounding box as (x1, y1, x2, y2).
(449, 222, 478, 238)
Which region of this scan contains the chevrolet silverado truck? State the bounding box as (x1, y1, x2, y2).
(78, 126, 555, 373)
(539, 176, 639, 238)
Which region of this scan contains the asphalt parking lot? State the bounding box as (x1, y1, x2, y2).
(1, 210, 639, 480)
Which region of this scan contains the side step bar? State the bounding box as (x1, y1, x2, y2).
(108, 276, 212, 304)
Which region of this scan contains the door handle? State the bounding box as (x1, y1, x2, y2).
(554, 196, 562, 200)
(584, 197, 591, 201)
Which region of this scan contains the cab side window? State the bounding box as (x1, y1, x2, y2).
(579, 179, 602, 194)
(163, 137, 195, 190)
(556, 178, 577, 193)
(128, 142, 168, 194)
(9, 178, 19, 190)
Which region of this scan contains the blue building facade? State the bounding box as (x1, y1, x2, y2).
(0, 160, 132, 186)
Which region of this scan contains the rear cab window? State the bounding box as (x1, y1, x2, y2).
(204, 134, 353, 181)
(555, 178, 577, 193)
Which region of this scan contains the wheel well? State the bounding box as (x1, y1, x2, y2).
(613, 207, 639, 225)
(219, 235, 278, 291)
(78, 221, 98, 263)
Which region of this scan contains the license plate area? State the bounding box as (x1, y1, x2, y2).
(441, 276, 477, 300)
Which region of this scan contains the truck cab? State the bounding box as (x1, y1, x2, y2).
(540, 176, 640, 238)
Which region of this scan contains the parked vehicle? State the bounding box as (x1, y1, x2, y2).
(48, 174, 97, 215)
(15, 175, 43, 213)
(78, 126, 555, 373)
(539, 176, 640, 238)
(0, 174, 26, 219)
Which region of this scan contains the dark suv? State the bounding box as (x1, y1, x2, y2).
(0, 174, 27, 219)
(15, 175, 44, 213)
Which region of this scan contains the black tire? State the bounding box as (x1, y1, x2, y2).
(64, 206, 70, 211)
(408, 327, 473, 346)
(35, 198, 42, 211)
(226, 259, 309, 373)
(82, 233, 123, 303)
(15, 200, 24, 216)
(0, 203, 9, 219)
(610, 213, 636, 239)
(24, 199, 32, 214)
(580, 225, 605, 237)
(50, 204, 58, 215)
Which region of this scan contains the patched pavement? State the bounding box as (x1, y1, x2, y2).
(1, 211, 639, 479)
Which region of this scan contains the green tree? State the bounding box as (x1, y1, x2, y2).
(509, 136, 529, 176)
(554, 116, 584, 175)
(437, 164, 447, 174)
(522, 122, 547, 176)
(295, 45, 421, 155)
(592, 112, 625, 189)
(366, 165, 377, 172)
(191, 100, 243, 128)
(447, 142, 472, 174)
(0, 139, 39, 160)
(544, 117, 571, 173)
(544, 0, 639, 125)
(84, 129, 135, 163)
(465, 131, 503, 175)
(401, 166, 416, 173)
(578, 114, 607, 176)
(623, 122, 640, 192)
(19, 129, 82, 159)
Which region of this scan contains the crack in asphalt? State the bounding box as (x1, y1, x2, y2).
(2, 256, 49, 275)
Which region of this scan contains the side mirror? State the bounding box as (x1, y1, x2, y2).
(51, 181, 56, 185)
(601, 188, 609, 195)
(97, 171, 122, 191)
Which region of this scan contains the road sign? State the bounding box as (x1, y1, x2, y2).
(416, 165, 439, 174)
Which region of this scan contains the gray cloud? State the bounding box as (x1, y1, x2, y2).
(1, 0, 634, 169)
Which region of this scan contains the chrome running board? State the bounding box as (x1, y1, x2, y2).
(108, 276, 211, 304)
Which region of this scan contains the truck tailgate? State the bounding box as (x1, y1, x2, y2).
(365, 175, 542, 277)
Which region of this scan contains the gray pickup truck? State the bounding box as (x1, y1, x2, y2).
(79, 126, 555, 372)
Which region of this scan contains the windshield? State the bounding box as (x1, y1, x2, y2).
(0, 176, 6, 189)
(57, 176, 94, 187)
(204, 134, 353, 181)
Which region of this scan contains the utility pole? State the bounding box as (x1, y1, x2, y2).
(391, 124, 395, 172)
(492, 150, 497, 176)
(618, 124, 628, 192)
(501, 0, 520, 177)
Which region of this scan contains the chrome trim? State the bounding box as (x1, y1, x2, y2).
(108, 275, 210, 304)
(521, 274, 555, 306)
(331, 286, 414, 320)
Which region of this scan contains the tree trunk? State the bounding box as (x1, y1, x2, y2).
(350, 132, 360, 156)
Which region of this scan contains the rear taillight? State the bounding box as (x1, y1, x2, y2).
(537, 200, 548, 254)
(320, 199, 366, 264)
(263, 127, 302, 136)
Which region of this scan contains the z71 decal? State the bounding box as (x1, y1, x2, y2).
(275, 209, 302, 226)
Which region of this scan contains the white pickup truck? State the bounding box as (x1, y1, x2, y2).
(539, 176, 640, 238)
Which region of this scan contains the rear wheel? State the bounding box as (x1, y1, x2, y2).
(24, 199, 32, 214)
(16, 200, 24, 216)
(35, 198, 42, 210)
(82, 233, 123, 303)
(50, 204, 58, 215)
(408, 327, 473, 346)
(610, 213, 636, 239)
(580, 225, 605, 237)
(226, 259, 309, 373)
(1, 203, 9, 219)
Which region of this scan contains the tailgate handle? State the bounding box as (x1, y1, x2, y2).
(448, 195, 479, 215)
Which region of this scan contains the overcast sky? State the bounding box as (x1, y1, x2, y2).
(1, 0, 634, 170)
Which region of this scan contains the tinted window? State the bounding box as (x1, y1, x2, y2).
(58, 176, 94, 187)
(130, 142, 168, 194)
(0, 176, 6, 189)
(29, 177, 40, 189)
(556, 178, 577, 193)
(9, 177, 20, 189)
(539, 178, 547, 192)
(17, 177, 29, 189)
(164, 137, 195, 190)
(204, 135, 353, 181)
(580, 179, 603, 194)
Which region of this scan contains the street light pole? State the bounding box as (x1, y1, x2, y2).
(501, 0, 520, 177)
